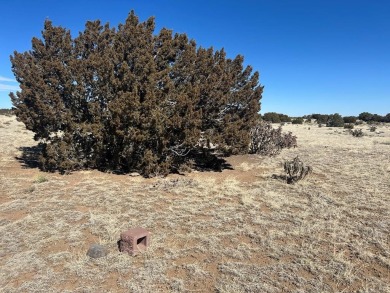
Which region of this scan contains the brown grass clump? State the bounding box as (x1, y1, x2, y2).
(1, 115, 390, 292)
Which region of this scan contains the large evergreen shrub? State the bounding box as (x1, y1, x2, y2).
(10, 11, 263, 176)
(291, 117, 304, 124)
(343, 116, 357, 124)
(311, 114, 329, 125)
(326, 113, 344, 127)
(262, 112, 291, 123)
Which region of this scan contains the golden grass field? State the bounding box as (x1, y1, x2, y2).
(1, 115, 389, 292)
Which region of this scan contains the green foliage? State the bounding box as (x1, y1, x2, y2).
(307, 113, 390, 125)
(10, 11, 262, 176)
(344, 123, 354, 129)
(291, 117, 303, 124)
(358, 112, 389, 123)
(262, 112, 291, 123)
(263, 112, 281, 123)
(358, 112, 373, 122)
(311, 114, 329, 125)
(343, 116, 357, 124)
(372, 114, 383, 122)
(326, 113, 344, 127)
(279, 114, 291, 123)
(249, 120, 297, 156)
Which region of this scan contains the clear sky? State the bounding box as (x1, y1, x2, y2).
(0, 0, 389, 116)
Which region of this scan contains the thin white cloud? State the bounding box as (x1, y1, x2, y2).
(0, 76, 17, 82)
(0, 83, 20, 92)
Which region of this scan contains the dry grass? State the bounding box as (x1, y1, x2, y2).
(1, 116, 389, 292)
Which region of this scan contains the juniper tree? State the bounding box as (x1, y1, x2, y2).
(326, 113, 344, 127)
(10, 11, 263, 176)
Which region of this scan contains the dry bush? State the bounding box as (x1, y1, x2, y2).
(351, 129, 364, 137)
(283, 156, 312, 184)
(249, 120, 297, 156)
(344, 123, 354, 129)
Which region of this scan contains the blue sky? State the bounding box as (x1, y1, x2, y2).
(0, 0, 389, 116)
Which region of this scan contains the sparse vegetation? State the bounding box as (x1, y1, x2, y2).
(1, 115, 390, 292)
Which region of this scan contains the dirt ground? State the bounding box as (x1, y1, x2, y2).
(1, 115, 389, 292)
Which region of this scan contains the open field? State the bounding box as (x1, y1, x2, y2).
(1, 115, 389, 292)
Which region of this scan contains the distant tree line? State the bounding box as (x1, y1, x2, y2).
(262, 112, 390, 126)
(261, 112, 291, 123)
(307, 113, 390, 125)
(0, 109, 14, 116)
(356, 112, 390, 123)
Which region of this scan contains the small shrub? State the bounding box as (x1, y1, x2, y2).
(26, 186, 36, 193)
(284, 156, 312, 184)
(292, 117, 304, 124)
(370, 126, 377, 132)
(249, 121, 297, 156)
(344, 124, 354, 129)
(351, 129, 364, 137)
(34, 175, 48, 183)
